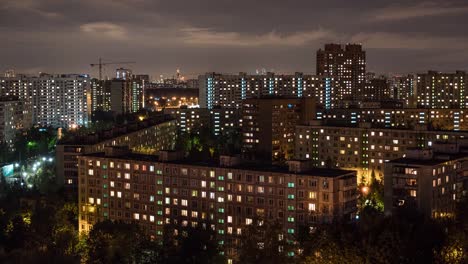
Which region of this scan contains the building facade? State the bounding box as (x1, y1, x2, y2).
(242, 97, 316, 163)
(295, 122, 468, 181)
(384, 145, 468, 218)
(163, 107, 241, 136)
(0, 97, 28, 149)
(198, 72, 337, 109)
(56, 117, 177, 194)
(317, 108, 468, 131)
(91, 77, 144, 115)
(0, 73, 90, 128)
(416, 71, 467, 109)
(77, 148, 357, 261)
(389, 74, 417, 107)
(316, 43, 366, 101)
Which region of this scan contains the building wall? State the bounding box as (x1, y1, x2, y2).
(318, 108, 468, 131)
(0, 99, 25, 149)
(316, 44, 366, 101)
(0, 74, 90, 128)
(295, 125, 468, 181)
(416, 71, 467, 109)
(198, 72, 331, 109)
(56, 119, 177, 193)
(384, 156, 465, 218)
(242, 97, 316, 163)
(77, 153, 357, 258)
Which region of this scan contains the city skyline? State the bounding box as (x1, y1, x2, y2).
(2, 0, 468, 78)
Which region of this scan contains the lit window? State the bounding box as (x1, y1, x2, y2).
(308, 203, 316, 211)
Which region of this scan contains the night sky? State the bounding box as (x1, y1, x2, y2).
(1, 0, 468, 79)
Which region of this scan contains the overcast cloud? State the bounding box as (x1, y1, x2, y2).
(1, 0, 467, 79)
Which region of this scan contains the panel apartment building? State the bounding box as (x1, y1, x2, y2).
(317, 108, 468, 131)
(0, 73, 90, 128)
(56, 117, 177, 194)
(198, 72, 342, 109)
(78, 147, 357, 261)
(384, 144, 468, 218)
(295, 122, 468, 181)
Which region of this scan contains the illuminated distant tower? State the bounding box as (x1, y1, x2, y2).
(317, 43, 366, 101)
(116, 68, 133, 80)
(4, 69, 15, 78)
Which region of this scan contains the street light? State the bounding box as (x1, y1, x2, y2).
(361, 186, 370, 195)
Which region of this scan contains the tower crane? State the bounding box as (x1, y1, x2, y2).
(90, 58, 136, 80)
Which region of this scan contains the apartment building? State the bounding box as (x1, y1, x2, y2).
(0, 73, 90, 128)
(384, 144, 468, 218)
(317, 108, 468, 131)
(0, 97, 28, 149)
(56, 117, 176, 194)
(163, 107, 241, 136)
(242, 97, 316, 163)
(316, 43, 366, 101)
(295, 122, 468, 181)
(416, 71, 467, 109)
(77, 147, 357, 260)
(198, 72, 338, 109)
(90, 77, 145, 115)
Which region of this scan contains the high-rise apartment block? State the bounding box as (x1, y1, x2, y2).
(384, 144, 468, 218)
(317, 108, 468, 131)
(198, 72, 336, 109)
(0, 73, 90, 128)
(362, 77, 391, 102)
(78, 147, 357, 260)
(316, 44, 366, 101)
(242, 97, 315, 163)
(416, 71, 467, 109)
(295, 122, 468, 181)
(90, 78, 144, 115)
(389, 74, 417, 107)
(163, 107, 241, 136)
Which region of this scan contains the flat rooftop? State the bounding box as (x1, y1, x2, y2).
(81, 152, 355, 178)
(58, 116, 175, 145)
(390, 152, 468, 166)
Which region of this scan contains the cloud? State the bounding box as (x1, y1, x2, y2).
(180, 28, 335, 47)
(350, 32, 468, 50)
(372, 2, 468, 21)
(80, 22, 128, 40)
(1, 0, 62, 19)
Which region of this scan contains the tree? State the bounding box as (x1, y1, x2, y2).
(162, 223, 225, 264)
(84, 220, 161, 264)
(238, 219, 295, 264)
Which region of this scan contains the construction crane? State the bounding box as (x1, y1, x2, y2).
(90, 58, 136, 80)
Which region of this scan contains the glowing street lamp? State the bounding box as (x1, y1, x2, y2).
(361, 186, 370, 195)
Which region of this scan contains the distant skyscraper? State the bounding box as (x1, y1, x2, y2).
(416, 71, 467, 109)
(4, 70, 15, 78)
(316, 43, 366, 101)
